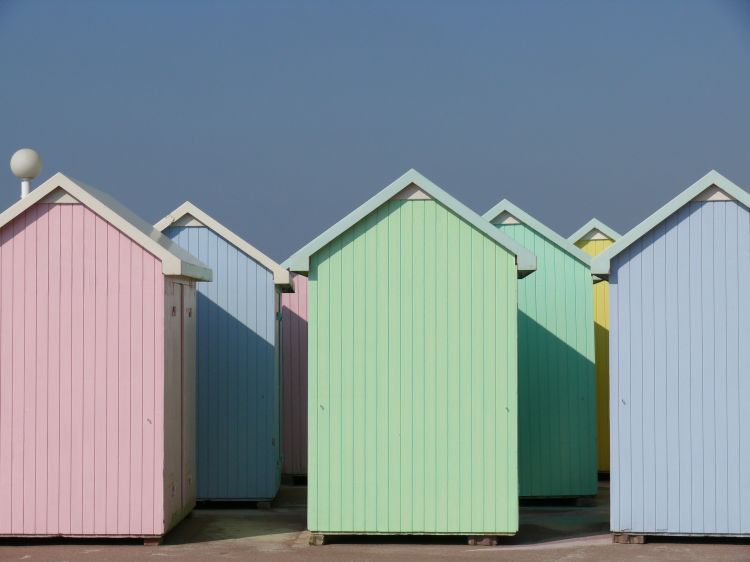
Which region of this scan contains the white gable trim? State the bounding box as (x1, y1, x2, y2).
(592, 171, 750, 276)
(692, 185, 734, 202)
(172, 213, 206, 227)
(283, 169, 537, 278)
(491, 211, 520, 225)
(156, 201, 292, 290)
(483, 199, 592, 266)
(391, 184, 432, 200)
(578, 229, 610, 241)
(0, 173, 212, 281)
(41, 188, 80, 204)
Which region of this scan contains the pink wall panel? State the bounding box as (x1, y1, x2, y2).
(0, 215, 12, 531)
(281, 272, 308, 475)
(0, 202, 166, 537)
(70, 204, 85, 534)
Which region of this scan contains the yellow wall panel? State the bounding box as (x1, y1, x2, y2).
(576, 238, 613, 472)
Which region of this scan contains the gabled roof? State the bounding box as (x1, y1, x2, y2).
(482, 199, 592, 267)
(155, 201, 292, 290)
(283, 169, 536, 278)
(592, 170, 749, 276)
(568, 218, 620, 244)
(0, 172, 212, 281)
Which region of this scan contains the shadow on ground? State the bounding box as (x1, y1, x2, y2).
(162, 483, 610, 546)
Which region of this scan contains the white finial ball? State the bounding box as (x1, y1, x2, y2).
(10, 148, 43, 180)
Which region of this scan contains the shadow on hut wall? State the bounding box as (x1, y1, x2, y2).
(279, 303, 309, 477)
(194, 292, 280, 501)
(593, 321, 610, 473)
(517, 310, 597, 497)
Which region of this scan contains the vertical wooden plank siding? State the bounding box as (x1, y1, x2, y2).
(164, 225, 280, 500)
(0, 203, 167, 536)
(496, 223, 596, 497)
(576, 238, 614, 472)
(308, 199, 519, 534)
(162, 280, 198, 532)
(281, 273, 308, 475)
(610, 200, 750, 535)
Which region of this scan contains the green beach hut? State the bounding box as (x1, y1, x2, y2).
(484, 200, 597, 498)
(286, 170, 536, 542)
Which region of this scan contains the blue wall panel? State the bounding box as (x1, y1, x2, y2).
(610, 200, 750, 535)
(165, 225, 279, 500)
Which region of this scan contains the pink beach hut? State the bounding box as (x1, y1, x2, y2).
(280, 273, 308, 477)
(0, 172, 211, 543)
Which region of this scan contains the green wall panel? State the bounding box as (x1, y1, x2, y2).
(308, 199, 519, 534)
(497, 223, 596, 497)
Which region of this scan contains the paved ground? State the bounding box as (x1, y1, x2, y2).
(0, 483, 748, 561)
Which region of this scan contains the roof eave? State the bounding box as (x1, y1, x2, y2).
(484, 199, 593, 268)
(600, 170, 747, 267)
(285, 169, 538, 276)
(274, 269, 294, 292)
(158, 201, 292, 290)
(164, 258, 213, 281)
(568, 218, 621, 243)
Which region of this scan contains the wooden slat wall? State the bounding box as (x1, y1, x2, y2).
(610, 200, 750, 535)
(308, 199, 518, 534)
(164, 225, 279, 500)
(0, 203, 165, 536)
(575, 238, 613, 472)
(162, 280, 197, 532)
(281, 273, 308, 476)
(497, 223, 596, 498)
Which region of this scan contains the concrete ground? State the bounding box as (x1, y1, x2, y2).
(0, 483, 748, 561)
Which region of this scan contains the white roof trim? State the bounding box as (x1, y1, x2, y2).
(283, 169, 536, 278)
(483, 199, 592, 267)
(156, 201, 292, 290)
(172, 213, 206, 227)
(0, 173, 212, 281)
(592, 170, 749, 276)
(491, 211, 520, 225)
(42, 188, 80, 204)
(693, 185, 734, 202)
(582, 230, 609, 241)
(391, 184, 432, 200)
(568, 218, 620, 244)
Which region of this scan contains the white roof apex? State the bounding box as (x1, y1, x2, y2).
(156, 201, 292, 290)
(0, 172, 212, 281)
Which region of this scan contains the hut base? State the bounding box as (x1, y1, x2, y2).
(281, 475, 308, 486)
(612, 533, 645, 544)
(467, 535, 498, 546)
(308, 532, 513, 545)
(143, 537, 163, 546)
(309, 533, 326, 546)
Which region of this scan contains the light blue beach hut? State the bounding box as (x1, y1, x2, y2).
(157, 202, 293, 501)
(592, 170, 750, 540)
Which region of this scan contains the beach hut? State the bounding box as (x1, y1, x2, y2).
(569, 219, 619, 475)
(483, 200, 597, 498)
(156, 202, 293, 502)
(280, 272, 308, 478)
(286, 169, 536, 543)
(0, 173, 211, 543)
(593, 170, 750, 540)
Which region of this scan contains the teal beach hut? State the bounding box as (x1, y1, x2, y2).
(484, 200, 596, 498)
(157, 202, 294, 501)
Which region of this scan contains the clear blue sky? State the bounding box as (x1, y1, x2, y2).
(1, 0, 749, 260)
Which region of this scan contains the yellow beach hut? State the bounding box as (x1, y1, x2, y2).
(568, 219, 619, 474)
